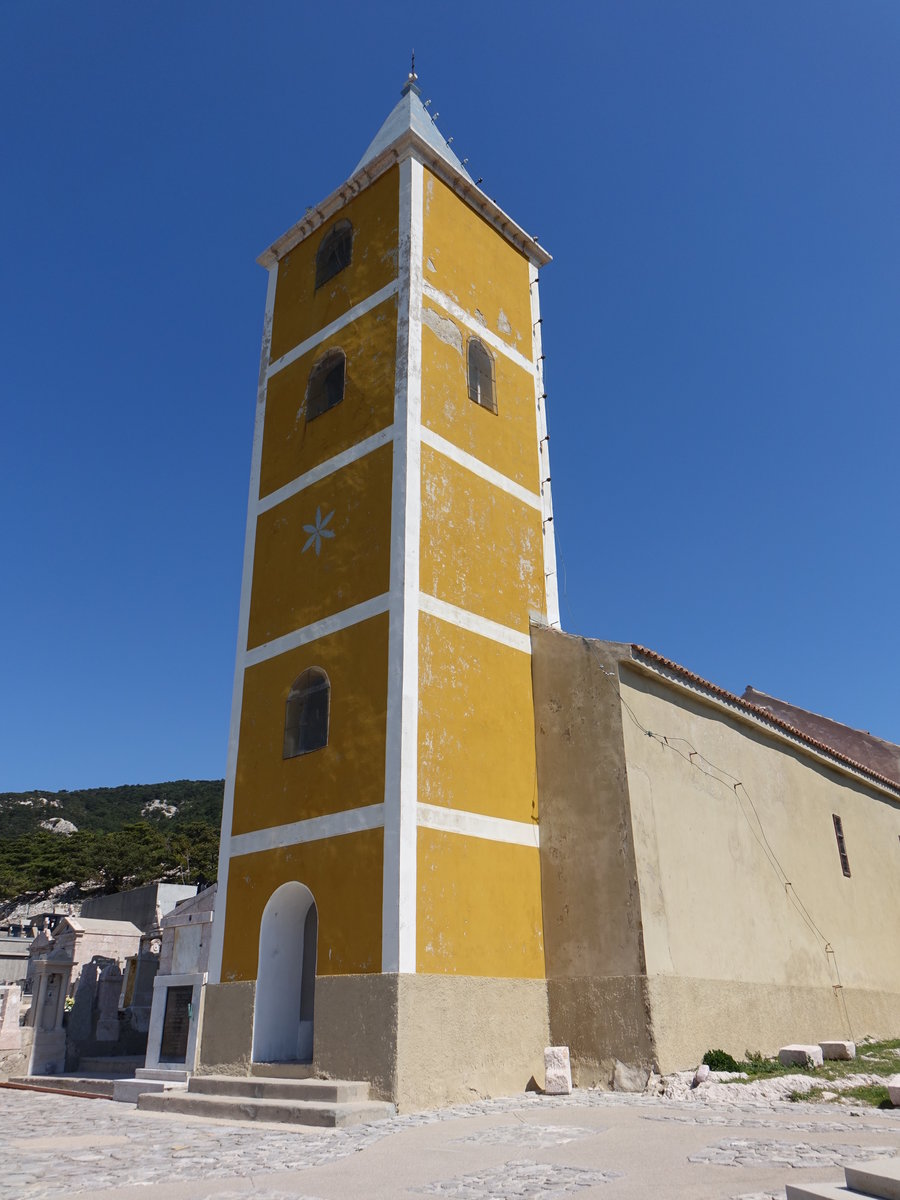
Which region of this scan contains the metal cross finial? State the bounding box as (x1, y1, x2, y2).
(402, 49, 420, 95)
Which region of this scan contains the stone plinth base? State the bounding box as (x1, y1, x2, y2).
(644, 976, 900, 1074)
(198, 974, 549, 1111)
(29, 1028, 67, 1076)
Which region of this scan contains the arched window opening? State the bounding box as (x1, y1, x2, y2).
(306, 349, 345, 422)
(283, 668, 330, 759)
(315, 220, 352, 289)
(467, 338, 497, 414)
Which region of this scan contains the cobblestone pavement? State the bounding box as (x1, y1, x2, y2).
(449, 1125, 601, 1148)
(687, 1138, 897, 1168)
(1, 1084, 897, 1200)
(412, 1160, 624, 1196)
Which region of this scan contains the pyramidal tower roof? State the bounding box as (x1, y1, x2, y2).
(354, 70, 473, 181)
(258, 66, 550, 268)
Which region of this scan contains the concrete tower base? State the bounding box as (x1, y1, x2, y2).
(197, 975, 549, 1111)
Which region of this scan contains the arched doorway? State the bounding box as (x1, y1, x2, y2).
(252, 881, 318, 1063)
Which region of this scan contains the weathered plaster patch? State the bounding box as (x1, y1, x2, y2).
(474, 308, 487, 326)
(497, 309, 512, 335)
(426, 257, 437, 273)
(423, 306, 463, 353)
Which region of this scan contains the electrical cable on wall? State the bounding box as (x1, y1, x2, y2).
(545, 529, 858, 1045)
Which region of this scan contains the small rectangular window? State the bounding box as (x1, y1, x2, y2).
(832, 814, 851, 877)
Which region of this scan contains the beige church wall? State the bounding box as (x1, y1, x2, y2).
(269, 164, 399, 362)
(619, 660, 900, 1061)
(531, 629, 655, 1072)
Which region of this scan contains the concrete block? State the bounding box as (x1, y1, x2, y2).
(844, 1155, 900, 1200)
(778, 1044, 824, 1068)
(112, 1078, 188, 1104)
(818, 1040, 855, 1060)
(613, 1059, 650, 1093)
(888, 1073, 900, 1107)
(543, 1045, 572, 1095)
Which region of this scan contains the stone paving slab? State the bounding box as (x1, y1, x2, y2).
(0, 1083, 897, 1200)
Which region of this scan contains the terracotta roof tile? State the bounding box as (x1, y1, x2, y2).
(630, 644, 900, 796)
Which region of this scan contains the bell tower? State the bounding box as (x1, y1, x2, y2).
(204, 68, 559, 1108)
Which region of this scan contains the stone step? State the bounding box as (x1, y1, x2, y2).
(11, 1075, 118, 1097)
(135, 1067, 189, 1083)
(786, 1157, 900, 1200)
(845, 1157, 900, 1200)
(249, 1061, 315, 1079)
(112, 1077, 188, 1104)
(187, 1074, 370, 1104)
(77, 1056, 145, 1075)
(785, 1185, 853, 1199)
(137, 1090, 395, 1127)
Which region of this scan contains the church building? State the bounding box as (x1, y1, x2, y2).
(197, 73, 900, 1110)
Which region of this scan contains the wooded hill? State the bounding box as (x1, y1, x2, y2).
(0, 780, 223, 902)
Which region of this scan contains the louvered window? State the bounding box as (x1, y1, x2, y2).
(467, 338, 496, 413)
(283, 668, 330, 759)
(832, 814, 851, 877)
(306, 349, 345, 421)
(315, 220, 352, 289)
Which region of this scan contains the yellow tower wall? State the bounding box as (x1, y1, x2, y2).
(270, 167, 399, 362)
(219, 829, 384, 982)
(261, 297, 397, 498)
(419, 446, 545, 633)
(414, 163, 548, 986)
(421, 299, 540, 491)
(422, 170, 532, 355)
(418, 614, 537, 823)
(247, 441, 393, 649)
(233, 611, 389, 835)
(416, 828, 544, 977)
(206, 130, 557, 1105)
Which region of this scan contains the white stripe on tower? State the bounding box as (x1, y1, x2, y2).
(382, 155, 423, 973)
(530, 262, 560, 629)
(208, 262, 279, 985)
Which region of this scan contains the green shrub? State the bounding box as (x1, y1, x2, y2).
(702, 1048, 740, 1072)
(742, 1051, 784, 1076)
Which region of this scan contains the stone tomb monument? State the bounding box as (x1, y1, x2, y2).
(0, 983, 31, 1079)
(139, 885, 216, 1084)
(26, 944, 75, 1075)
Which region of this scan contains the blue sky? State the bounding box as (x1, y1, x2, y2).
(2, 2, 898, 792)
